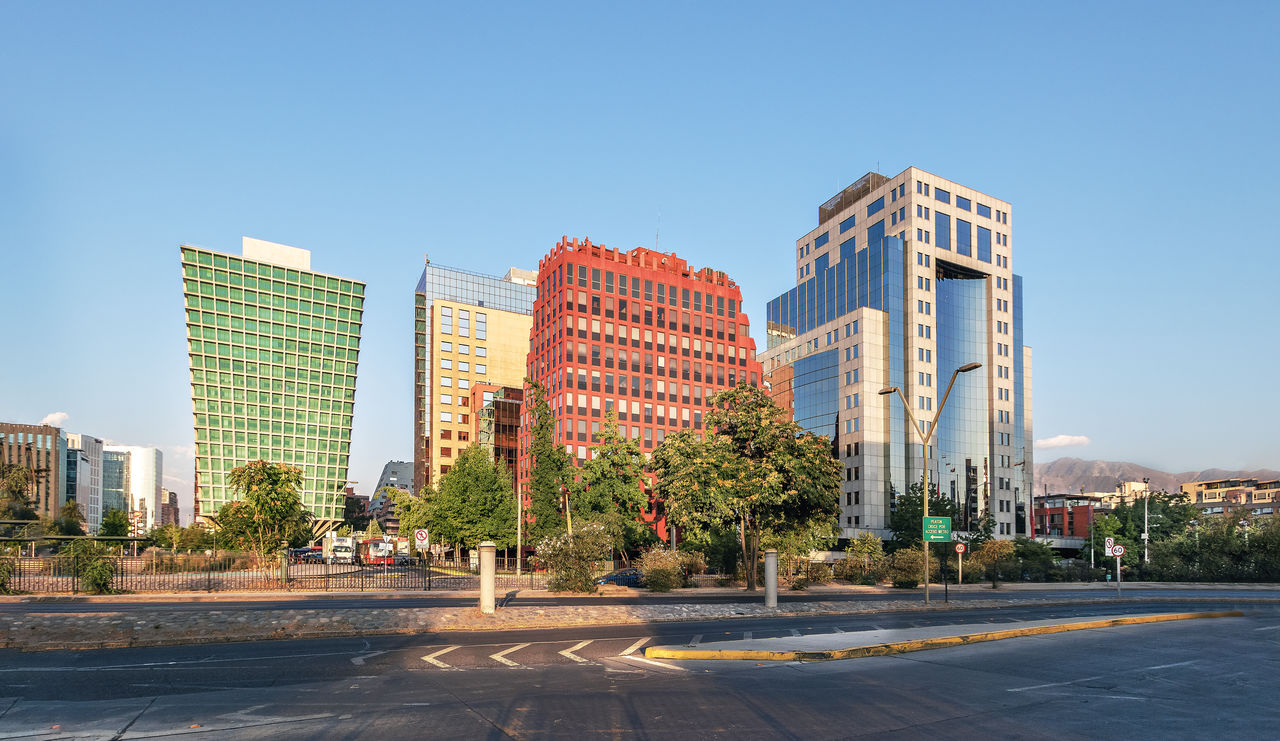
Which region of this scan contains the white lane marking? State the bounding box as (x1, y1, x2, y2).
(1009, 676, 1105, 692)
(622, 654, 688, 672)
(490, 643, 530, 667)
(831, 627, 846, 633)
(421, 645, 461, 670)
(788, 629, 800, 637)
(351, 651, 387, 666)
(618, 637, 650, 656)
(687, 634, 703, 647)
(1009, 660, 1198, 692)
(742, 631, 752, 641)
(1253, 624, 1280, 631)
(0, 650, 363, 672)
(559, 640, 593, 664)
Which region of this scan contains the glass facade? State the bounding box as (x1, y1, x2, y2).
(102, 449, 128, 514)
(790, 350, 839, 436)
(1012, 273, 1029, 533)
(766, 235, 905, 349)
(934, 267, 990, 528)
(181, 245, 364, 525)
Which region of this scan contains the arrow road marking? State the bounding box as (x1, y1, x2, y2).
(618, 637, 650, 656)
(421, 646, 461, 670)
(558, 640, 593, 664)
(351, 651, 387, 666)
(490, 643, 530, 667)
(687, 634, 703, 647)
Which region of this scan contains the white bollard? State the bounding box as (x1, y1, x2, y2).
(764, 549, 778, 608)
(479, 541, 496, 615)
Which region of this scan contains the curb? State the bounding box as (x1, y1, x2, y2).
(645, 610, 1245, 662)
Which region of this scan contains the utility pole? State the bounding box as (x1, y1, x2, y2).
(1142, 476, 1150, 563)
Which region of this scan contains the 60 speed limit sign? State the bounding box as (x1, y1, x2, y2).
(1111, 544, 1126, 557)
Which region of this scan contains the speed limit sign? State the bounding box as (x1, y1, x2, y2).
(1111, 544, 1126, 557)
(955, 543, 966, 554)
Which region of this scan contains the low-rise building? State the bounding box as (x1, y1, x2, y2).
(1181, 478, 1280, 517)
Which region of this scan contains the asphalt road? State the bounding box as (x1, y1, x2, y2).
(1, 600, 1278, 738)
(3, 585, 1277, 613)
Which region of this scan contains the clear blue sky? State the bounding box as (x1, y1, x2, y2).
(3, 2, 1276, 518)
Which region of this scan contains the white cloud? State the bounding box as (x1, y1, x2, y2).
(1036, 434, 1091, 450)
(40, 411, 69, 427)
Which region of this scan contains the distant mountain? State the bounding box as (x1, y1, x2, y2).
(1033, 457, 1280, 496)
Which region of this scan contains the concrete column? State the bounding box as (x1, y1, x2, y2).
(479, 541, 497, 615)
(764, 549, 778, 608)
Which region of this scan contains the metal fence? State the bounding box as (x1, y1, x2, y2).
(0, 554, 550, 594)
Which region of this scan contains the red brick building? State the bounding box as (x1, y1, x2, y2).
(517, 237, 763, 541)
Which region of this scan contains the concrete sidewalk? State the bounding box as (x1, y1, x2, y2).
(645, 610, 1246, 662)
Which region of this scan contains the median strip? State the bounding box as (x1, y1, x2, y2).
(644, 611, 1244, 662)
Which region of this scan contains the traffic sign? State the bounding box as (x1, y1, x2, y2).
(923, 516, 952, 542)
(1112, 544, 1126, 557)
(1104, 537, 1115, 556)
(955, 543, 966, 554)
(414, 529, 429, 545)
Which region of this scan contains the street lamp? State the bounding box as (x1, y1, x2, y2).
(880, 361, 981, 605)
(1142, 477, 1150, 563)
(1239, 518, 1249, 547)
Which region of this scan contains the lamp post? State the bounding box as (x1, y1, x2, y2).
(1239, 518, 1249, 547)
(880, 361, 982, 606)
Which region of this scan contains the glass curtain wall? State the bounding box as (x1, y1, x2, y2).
(934, 266, 990, 529)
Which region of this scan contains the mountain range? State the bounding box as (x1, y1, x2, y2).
(1033, 457, 1280, 496)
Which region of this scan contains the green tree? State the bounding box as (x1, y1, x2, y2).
(217, 461, 313, 560)
(151, 522, 183, 551)
(342, 492, 372, 533)
(0, 461, 37, 522)
(525, 378, 571, 544)
(1013, 536, 1057, 581)
(336, 524, 353, 537)
(651, 382, 841, 590)
(366, 519, 384, 539)
(424, 444, 517, 550)
(99, 508, 129, 537)
(568, 410, 656, 561)
(52, 501, 86, 537)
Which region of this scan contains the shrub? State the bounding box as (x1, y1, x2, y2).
(56, 539, 118, 594)
(0, 559, 13, 594)
(535, 522, 612, 593)
(887, 546, 925, 588)
(639, 549, 683, 592)
(679, 551, 707, 584)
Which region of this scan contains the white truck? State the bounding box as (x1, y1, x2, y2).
(322, 534, 355, 565)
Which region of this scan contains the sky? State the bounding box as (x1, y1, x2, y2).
(2, 2, 1277, 520)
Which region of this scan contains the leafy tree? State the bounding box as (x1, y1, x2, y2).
(1013, 536, 1057, 581)
(568, 411, 656, 561)
(216, 461, 313, 560)
(651, 382, 841, 590)
(342, 492, 371, 532)
(535, 520, 613, 593)
(52, 502, 86, 537)
(525, 378, 572, 544)
(973, 539, 1016, 587)
(424, 444, 517, 550)
(99, 508, 129, 537)
(336, 524, 353, 537)
(151, 522, 183, 551)
(366, 519, 383, 539)
(0, 461, 37, 522)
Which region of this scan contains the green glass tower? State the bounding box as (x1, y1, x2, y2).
(180, 237, 364, 530)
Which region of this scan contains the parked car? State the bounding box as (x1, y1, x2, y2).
(595, 567, 643, 587)
(289, 547, 320, 564)
(393, 553, 417, 566)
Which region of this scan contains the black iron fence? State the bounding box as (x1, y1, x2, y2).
(0, 554, 550, 594)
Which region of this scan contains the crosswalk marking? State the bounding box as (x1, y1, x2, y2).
(421, 646, 461, 670)
(742, 631, 752, 640)
(687, 634, 703, 647)
(559, 640, 593, 664)
(788, 629, 800, 637)
(490, 643, 530, 667)
(618, 637, 650, 656)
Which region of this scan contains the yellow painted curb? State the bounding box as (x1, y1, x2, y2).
(644, 611, 1244, 662)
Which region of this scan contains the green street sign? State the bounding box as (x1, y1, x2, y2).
(923, 516, 952, 542)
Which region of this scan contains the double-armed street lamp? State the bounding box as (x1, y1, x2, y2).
(880, 361, 982, 605)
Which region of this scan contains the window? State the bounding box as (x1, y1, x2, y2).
(976, 203, 991, 218)
(476, 364, 486, 374)
(935, 212, 950, 250)
(839, 215, 856, 233)
(956, 196, 971, 212)
(440, 306, 453, 334)
(867, 196, 885, 217)
(440, 411, 452, 423)
(977, 226, 992, 263)
(814, 232, 829, 248)
(440, 393, 452, 404)
(440, 358, 452, 369)
(440, 341, 452, 352)
(935, 188, 950, 204)
(458, 344, 469, 354)
(956, 218, 972, 257)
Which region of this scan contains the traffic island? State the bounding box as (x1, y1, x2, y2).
(644, 611, 1245, 662)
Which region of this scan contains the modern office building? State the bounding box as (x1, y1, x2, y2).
(104, 445, 162, 532)
(370, 459, 413, 535)
(0, 422, 65, 520)
(181, 237, 365, 533)
(64, 433, 104, 533)
(159, 489, 180, 526)
(101, 449, 129, 514)
(761, 169, 1033, 542)
(517, 237, 763, 540)
(413, 260, 535, 494)
(472, 383, 523, 485)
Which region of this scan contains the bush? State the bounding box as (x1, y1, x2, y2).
(887, 546, 925, 587)
(56, 539, 118, 594)
(0, 559, 13, 594)
(892, 577, 919, 589)
(639, 549, 683, 592)
(535, 522, 612, 593)
(679, 551, 707, 583)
